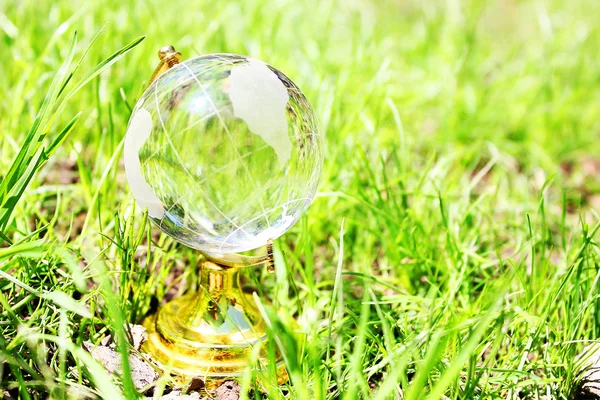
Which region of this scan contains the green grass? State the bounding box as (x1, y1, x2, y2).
(2, 0, 600, 398)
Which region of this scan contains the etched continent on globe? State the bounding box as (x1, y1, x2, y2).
(124, 54, 322, 254)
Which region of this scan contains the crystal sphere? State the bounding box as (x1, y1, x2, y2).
(124, 54, 322, 254)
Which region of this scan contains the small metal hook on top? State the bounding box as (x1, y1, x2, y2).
(148, 45, 182, 86)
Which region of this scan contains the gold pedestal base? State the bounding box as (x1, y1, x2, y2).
(141, 259, 287, 390)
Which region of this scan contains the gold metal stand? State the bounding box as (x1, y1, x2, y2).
(142, 257, 285, 388)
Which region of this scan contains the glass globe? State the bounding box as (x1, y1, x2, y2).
(124, 54, 323, 254)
